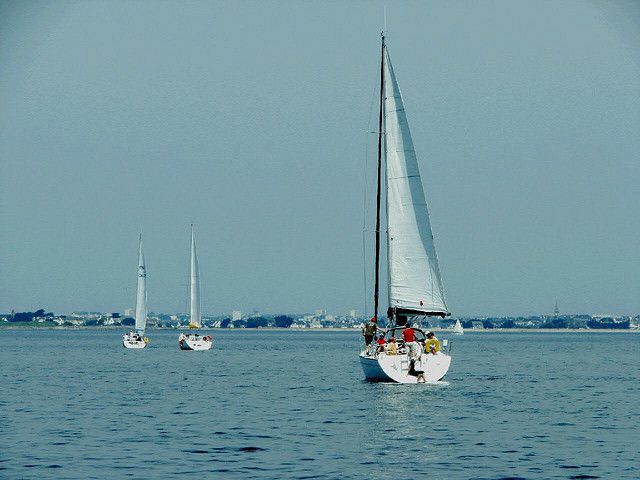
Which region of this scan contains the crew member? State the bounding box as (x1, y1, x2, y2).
(362, 317, 377, 346)
(424, 331, 440, 354)
(403, 323, 419, 359)
(375, 334, 386, 354)
(385, 337, 398, 355)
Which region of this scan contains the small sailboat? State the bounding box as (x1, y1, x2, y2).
(359, 32, 452, 383)
(123, 234, 149, 349)
(178, 225, 212, 351)
(452, 319, 464, 335)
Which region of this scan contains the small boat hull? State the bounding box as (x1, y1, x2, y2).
(359, 351, 451, 383)
(122, 332, 147, 349)
(178, 334, 212, 351)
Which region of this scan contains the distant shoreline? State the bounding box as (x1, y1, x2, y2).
(0, 325, 637, 333)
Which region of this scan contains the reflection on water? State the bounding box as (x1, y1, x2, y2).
(0, 329, 637, 479)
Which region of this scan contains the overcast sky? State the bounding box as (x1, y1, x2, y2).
(1, 1, 639, 317)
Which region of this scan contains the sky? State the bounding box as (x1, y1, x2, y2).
(1, 1, 639, 317)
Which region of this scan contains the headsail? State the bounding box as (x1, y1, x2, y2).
(383, 47, 449, 317)
(189, 225, 201, 328)
(135, 234, 148, 333)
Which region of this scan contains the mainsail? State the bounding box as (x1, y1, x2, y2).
(189, 225, 201, 328)
(382, 44, 449, 317)
(135, 234, 147, 333)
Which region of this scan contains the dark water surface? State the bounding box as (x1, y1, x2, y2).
(0, 329, 637, 479)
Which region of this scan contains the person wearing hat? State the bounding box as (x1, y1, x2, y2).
(424, 331, 440, 355)
(362, 317, 377, 346)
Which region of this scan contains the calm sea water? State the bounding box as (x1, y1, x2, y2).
(0, 329, 637, 479)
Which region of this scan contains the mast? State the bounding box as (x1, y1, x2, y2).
(373, 32, 385, 322)
(189, 224, 201, 328)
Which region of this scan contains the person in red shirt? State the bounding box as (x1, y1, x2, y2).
(402, 323, 419, 359)
(375, 334, 386, 354)
(402, 323, 416, 343)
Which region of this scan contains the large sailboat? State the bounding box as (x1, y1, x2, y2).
(123, 234, 149, 349)
(178, 225, 212, 351)
(359, 33, 452, 383)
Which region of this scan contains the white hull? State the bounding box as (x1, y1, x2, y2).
(122, 332, 147, 349)
(359, 351, 451, 383)
(178, 334, 212, 351)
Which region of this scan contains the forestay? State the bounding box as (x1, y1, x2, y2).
(383, 49, 448, 316)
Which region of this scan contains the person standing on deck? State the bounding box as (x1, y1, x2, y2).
(362, 317, 377, 346)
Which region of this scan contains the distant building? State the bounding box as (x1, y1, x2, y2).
(124, 308, 134, 317)
(315, 309, 326, 316)
(232, 310, 242, 321)
(349, 309, 357, 318)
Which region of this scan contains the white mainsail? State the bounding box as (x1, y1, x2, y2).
(134, 234, 147, 333)
(189, 225, 201, 328)
(383, 48, 448, 316)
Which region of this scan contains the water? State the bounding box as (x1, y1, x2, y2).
(0, 329, 637, 479)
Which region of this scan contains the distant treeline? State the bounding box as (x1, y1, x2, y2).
(460, 318, 631, 330)
(218, 315, 294, 329)
(6, 309, 54, 322)
(2, 310, 634, 330)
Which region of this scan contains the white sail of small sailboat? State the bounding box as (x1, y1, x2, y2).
(178, 225, 212, 351)
(359, 32, 452, 383)
(452, 319, 464, 335)
(123, 234, 149, 349)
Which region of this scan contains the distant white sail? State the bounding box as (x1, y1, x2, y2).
(453, 319, 464, 334)
(135, 235, 147, 333)
(383, 50, 448, 316)
(189, 225, 201, 328)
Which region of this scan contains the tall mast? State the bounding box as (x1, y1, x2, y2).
(373, 32, 385, 321)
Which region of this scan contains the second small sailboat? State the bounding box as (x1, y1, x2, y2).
(123, 234, 149, 349)
(178, 225, 212, 351)
(452, 319, 464, 335)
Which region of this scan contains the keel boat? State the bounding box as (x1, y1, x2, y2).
(359, 33, 452, 383)
(178, 225, 212, 351)
(123, 234, 149, 349)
